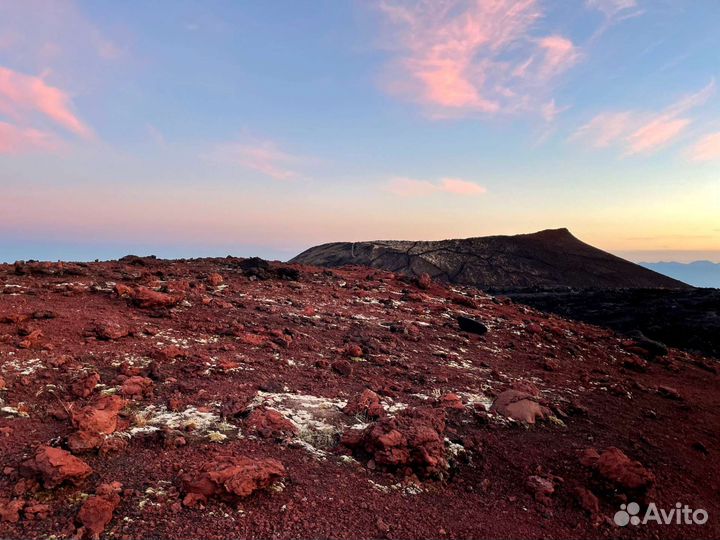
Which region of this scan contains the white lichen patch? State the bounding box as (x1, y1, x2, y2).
(249, 392, 349, 456)
(382, 398, 408, 415)
(456, 391, 494, 411)
(2, 357, 45, 376)
(112, 354, 153, 369)
(445, 437, 466, 460)
(1, 405, 29, 417)
(368, 479, 424, 496)
(126, 405, 237, 440)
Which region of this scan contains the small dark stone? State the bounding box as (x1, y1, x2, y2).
(457, 316, 488, 335)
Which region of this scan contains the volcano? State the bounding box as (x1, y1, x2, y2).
(290, 228, 689, 290)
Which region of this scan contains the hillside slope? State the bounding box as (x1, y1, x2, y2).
(291, 228, 689, 290)
(0, 257, 717, 539)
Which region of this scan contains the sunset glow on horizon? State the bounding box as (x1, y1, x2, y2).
(1, 0, 718, 263)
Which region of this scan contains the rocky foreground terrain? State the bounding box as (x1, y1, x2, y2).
(290, 229, 688, 290)
(0, 257, 718, 539)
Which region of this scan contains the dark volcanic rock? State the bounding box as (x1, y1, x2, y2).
(507, 288, 720, 358)
(457, 316, 488, 335)
(290, 228, 688, 290)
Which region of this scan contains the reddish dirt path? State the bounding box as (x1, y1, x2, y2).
(0, 257, 717, 539)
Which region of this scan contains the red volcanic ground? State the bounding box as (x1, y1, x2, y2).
(0, 257, 718, 539)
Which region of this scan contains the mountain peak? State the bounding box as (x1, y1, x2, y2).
(291, 230, 689, 290)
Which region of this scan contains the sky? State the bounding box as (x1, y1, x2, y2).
(0, 0, 719, 263)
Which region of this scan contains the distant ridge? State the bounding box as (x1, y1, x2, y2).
(640, 261, 720, 288)
(290, 228, 690, 290)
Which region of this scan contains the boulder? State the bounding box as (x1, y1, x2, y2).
(595, 447, 655, 492)
(71, 372, 101, 398)
(131, 287, 183, 309)
(245, 408, 298, 439)
(343, 389, 385, 419)
(456, 316, 488, 336)
(120, 376, 153, 398)
(581, 447, 654, 494)
(21, 446, 92, 488)
(331, 359, 353, 377)
(93, 321, 129, 341)
(207, 273, 224, 286)
(181, 455, 286, 507)
(0, 498, 24, 523)
(77, 482, 122, 540)
(490, 390, 550, 424)
(72, 395, 126, 435)
(341, 407, 447, 477)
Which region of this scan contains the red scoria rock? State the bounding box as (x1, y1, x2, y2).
(93, 320, 129, 340)
(21, 446, 92, 488)
(120, 376, 153, 398)
(439, 393, 465, 410)
(574, 487, 600, 515)
(342, 407, 447, 477)
(207, 273, 224, 286)
(72, 395, 126, 435)
(77, 481, 122, 540)
(131, 286, 183, 309)
(526, 475, 554, 505)
(344, 343, 363, 358)
(71, 372, 101, 398)
(240, 333, 267, 346)
(343, 389, 385, 419)
(0, 498, 24, 523)
(180, 455, 286, 507)
(67, 431, 105, 453)
(416, 272, 432, 290)
(331, 359, 353, 377)
(245, 407, 299, 439)
(593, 447, 655, 492)
(18, 329, 43, 349)
(490, 389, 550, 424)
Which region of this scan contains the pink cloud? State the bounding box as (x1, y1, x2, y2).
(385, 176, 486, 196)
(570, 112, 632, 148)
(0, 121, 59, 154)
(207, 140, 306, 181)
(0, 66, 92, 138)
(440, 177, 487, 195)
(686, 132, 720, 162)
(376, 0, 579, 119)
(537, 36, 580, 79)
(571, 80, 715, 155)
(626, 117, 690, 155)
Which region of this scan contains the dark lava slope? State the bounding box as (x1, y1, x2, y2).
(290, 228, 689, 290)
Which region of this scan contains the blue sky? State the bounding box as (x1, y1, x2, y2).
(0, 0, 718, 262)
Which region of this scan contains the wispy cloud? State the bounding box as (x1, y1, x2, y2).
(206, 139, 307, 181)
(571, 80, 715, 155)
(585, 0, 642, 20)
(0, 65, 92, 153)
(0, 66, 92, 138)
(384, 176, 486, 196)
(375, 0, 579, 119)
(0, 0, 125, 70)
(0, 120, 59, 154)
(686, 132, 720, 162)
